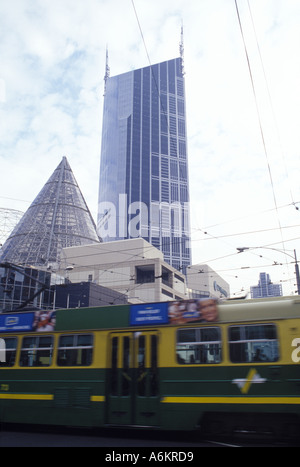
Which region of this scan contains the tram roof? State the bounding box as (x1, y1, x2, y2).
(54, 296, 300, 332)
(1, 296, 300, 333)
(219, 296, 300, 323)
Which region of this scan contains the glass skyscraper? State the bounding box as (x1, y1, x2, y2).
(98, 57, 192, 273)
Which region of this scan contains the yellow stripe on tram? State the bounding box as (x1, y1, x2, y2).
(0, 393, 53, 401)
(0, 393, 105, 402)
(90, 395, 105, 402)
(161, 396, 300, 405)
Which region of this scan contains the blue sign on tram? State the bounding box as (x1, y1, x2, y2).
(0, 313, 34, 332)
(130, 302, 169, 326)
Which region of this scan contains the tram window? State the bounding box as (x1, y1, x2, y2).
(137, 334, 159, 396)
(19, 336, 53, 367)
(0, 337, 18, 367)
(229, 324, 279, 363)
(57, 334, 93, 366)
(176, 327, 221, 364)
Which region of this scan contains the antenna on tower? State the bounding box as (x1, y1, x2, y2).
(104, 46, 110, 96)
(179, 22, 185, 76)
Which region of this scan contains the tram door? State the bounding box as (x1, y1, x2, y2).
(106, 331, 160, 427)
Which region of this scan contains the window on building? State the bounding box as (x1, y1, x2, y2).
(176, 327, 222, 364)
(57, 334, 93, 366)
(161, 266, 172, 288)
(174, 273, 184, 283)
(136, 265, 155, 284)
(229, 324, 279, 363)
(161, 288, 173, 298)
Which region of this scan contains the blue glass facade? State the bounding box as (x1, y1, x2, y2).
(98, 58, 191, 273)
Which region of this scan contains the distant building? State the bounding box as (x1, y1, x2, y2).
(0, 157, 100, 269)
(53, 281, 128, 309)
(0, 263, 54, 312)
(186, 264, 230, 299)
(250, 272, 282, 298)
(59, 238, 188, 304)
(0, 262, 128, 313)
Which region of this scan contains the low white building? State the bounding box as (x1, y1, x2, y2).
(186, 264, 230, 299)
(59, 238, 188, 304)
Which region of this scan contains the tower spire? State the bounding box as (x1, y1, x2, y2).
(179, 22, 185, 76)
(104, 46, 110, 96)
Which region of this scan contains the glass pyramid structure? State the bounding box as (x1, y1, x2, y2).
(0, 157, 100, 268)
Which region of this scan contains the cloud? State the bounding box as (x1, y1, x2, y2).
(0, 0, 299, 296)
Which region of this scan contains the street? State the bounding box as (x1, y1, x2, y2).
(0, 424, 297, 448)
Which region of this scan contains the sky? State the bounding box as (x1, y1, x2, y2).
(0, 0, 299, 297)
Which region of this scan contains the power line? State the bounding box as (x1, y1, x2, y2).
(131, 0, 152, 69)
(197, 201, 300, 232)
(234, 0, 286, 257)
(246, 0, 297, 209)
(193, 224, 300, 241)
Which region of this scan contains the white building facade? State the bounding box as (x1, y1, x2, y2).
(59, 238, 188, 304)
(186, 264, 230, 300)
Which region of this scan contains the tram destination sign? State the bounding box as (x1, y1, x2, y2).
(130, 302, 169, 326)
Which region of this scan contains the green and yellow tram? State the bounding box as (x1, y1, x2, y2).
(0, 296, 300, 438)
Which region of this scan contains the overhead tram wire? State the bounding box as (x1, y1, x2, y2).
(194, 224, 300, 242)
(234, 0, 288, 268)
(185, 3, 298, 276)
(131, 0, 152, 69)
(247, 0, 298, 211)
(193, 201, 300, 233)
(191, 203, 300, 273)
